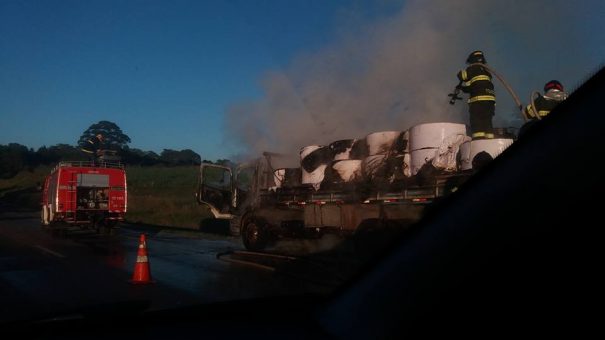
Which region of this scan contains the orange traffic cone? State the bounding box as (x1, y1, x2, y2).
(130, 234, 153, 284)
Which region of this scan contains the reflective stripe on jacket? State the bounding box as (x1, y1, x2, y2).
(457, 64, 495, 103)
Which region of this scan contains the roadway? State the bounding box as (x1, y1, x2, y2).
(0, 208, 340, 325)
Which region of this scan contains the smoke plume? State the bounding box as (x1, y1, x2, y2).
(227, 0, 605, 157)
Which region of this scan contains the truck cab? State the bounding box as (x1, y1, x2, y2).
(197, 152, 292, 211)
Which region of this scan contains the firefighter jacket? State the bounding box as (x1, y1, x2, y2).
(525, 89, 568, 119)
(457, 64, 496, 103)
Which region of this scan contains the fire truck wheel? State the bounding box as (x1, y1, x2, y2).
(242, 219, 269, 251)
(48, 205, 54, 223)
(41, 205, 49, 225)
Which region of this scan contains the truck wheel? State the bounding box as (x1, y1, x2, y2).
(242, 219, 269, 251)
(48, 206, 54, 224)
(41, 205, 49, 226)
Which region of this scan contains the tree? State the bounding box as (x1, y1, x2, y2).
(159, 149, 201, 166)
(0, 143, 28, 178)
(119, 147, 162, 166)
(78, 121, 131, 151)
(178, 149, 202, 165)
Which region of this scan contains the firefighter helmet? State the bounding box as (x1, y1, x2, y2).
(466, 50, 486, 64)
(544, 80, 563, 92)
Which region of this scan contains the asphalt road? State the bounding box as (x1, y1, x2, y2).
(0, 209, 336, 325)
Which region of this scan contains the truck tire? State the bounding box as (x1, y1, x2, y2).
(48, 205, 54, 224)
(242, 219, 269, 251)
(41, 205, 50, 226)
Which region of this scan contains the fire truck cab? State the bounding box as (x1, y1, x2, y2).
(41, 161, 127, 234)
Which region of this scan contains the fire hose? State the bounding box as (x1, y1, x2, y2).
(448, 63, 528, 122)
(529, 91, 542, 121)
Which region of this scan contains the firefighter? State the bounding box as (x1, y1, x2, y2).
(519, 80, 568, 138)
(456, 50, 496, 140)
(524, 80, 568, 119)
(81, 134, 105, 163)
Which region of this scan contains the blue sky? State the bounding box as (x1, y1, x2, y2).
(0, 0, 403, 160)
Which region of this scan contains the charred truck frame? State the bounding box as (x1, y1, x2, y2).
(197, 123, 515, 251)
(41, 161, 127, 234)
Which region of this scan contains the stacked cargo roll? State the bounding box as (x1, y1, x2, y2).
(459, 138, 514, 171)
(330, 139, 356, 161)
(409, 123, 467, 176)
(272, 168, 286, 189)
(321, 139, 363, 190)
(390, 130, 411, 181)
(300, 145, 332, 190)
(361, 131, 402, 188)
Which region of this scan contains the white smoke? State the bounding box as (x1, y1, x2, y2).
(227, 0, 605, 157)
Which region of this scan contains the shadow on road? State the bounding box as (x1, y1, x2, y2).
(199, 218, 230, 235)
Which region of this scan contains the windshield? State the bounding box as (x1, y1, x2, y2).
(1, 0, 603, 326)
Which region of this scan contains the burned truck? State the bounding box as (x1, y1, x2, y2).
(197, 122, 514, 251)
(41, 160, 127, 234)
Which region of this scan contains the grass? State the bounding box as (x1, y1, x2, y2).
(0, 166, 50, 210)
(0, 165, 214, 229)
(125, 165, 213, 229)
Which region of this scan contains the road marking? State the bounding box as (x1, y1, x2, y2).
(33, 245, 66, 258)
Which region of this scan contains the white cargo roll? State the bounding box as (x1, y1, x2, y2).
(403, 153, 411, 177)
(409, 123, 467, 151)
(329, 139, 355, 161)
(332, 160, 362, 182)
(410, 149, 438, 176)
(302, 164, 327, 188)
(361, 154, 388, 179)
(460, 141, 471, 171)
(349, 138, 368, 159)
(334, 150, 351, 161)
(396, 130, 410, 154)
(300, 145, 323, 159)
(366, 131, 401, 156)
(387, 153, 410, 180)
(335, 154, 348, 161)
(300, 145, 329, 189)
(273, 169, 285, 188)
(460, 139, 514, 170)
(431, 134, 470, 172)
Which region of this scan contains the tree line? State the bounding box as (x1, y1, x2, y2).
(0, 143, 208, 178)
(0, 120, 224, 179)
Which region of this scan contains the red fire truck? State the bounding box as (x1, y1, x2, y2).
(41, 161, 127, 233)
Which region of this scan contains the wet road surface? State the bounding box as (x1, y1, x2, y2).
(0, 210, 338, 324)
